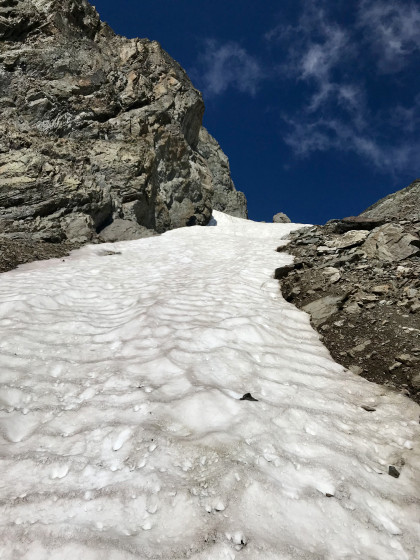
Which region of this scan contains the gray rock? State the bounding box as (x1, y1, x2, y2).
(64, 213, 95, 243)
(334, 216, 385, 233)
(274, 264, 296, 279)
(0, 0, 247, 244)
(297, 236, 321, 245)
(273, 212, 291, 223)
(395, 354, 416, 366)
(410, 301, 420, 313)
(322, 267, 340, 275)
(405, 288, 418, 299)
(317, 246, 337, 255)
(302, 295, 345, 326)
(371, 285, 390, 295)
(362, 224, 420, 262)
(322, 267, 341, 283)
(411, 373, 420, 389)
(99, 219, 157, 242)
(332, 250, 366, 266)
(360, 179, 420, 221)
(349, 339, 371, 356)
(389, 362, 402, 371)
(344, 302, 362, 315)
(388, 466, 400, 478)
(326, 230, 369, 250)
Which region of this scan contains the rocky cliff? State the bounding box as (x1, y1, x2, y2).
(0, 0, 247, 246)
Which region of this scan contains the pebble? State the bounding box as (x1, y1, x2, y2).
(344, 302, 361, 314)
(410, 302, 420, 313)
(405, 288, 418, 298)
(372, 285, 390, 295)
(317, 246, 337, 254)
(388, 466, 400, 478)
(322, 267, 340, 276)
(396, 354, 415, 365)
(349, 339, 372, 355)
(240, 393, 258, 402)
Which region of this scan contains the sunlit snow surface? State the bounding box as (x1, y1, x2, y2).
(0, 211, 419, 559)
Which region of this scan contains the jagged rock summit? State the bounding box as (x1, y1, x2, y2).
(0, 0, 247, 244)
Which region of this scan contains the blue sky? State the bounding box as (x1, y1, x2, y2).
(93, 0, 420, 223)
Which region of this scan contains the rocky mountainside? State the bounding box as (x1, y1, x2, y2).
(360, 179, 420, 222)
(0, 0, 246, 248)
(276, 180, 420, 403)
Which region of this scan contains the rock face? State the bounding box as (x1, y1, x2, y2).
(197, 127, 247, 218)
(0, 0, 246, 244)
(360, 179, 420, 221)
(277, 185, 420, 403)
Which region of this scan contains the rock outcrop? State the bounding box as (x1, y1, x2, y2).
(273, 212, 291, 223)
(0, 0, 246, 246)
(197, 127, 247, 218)
(360, 179, 420, 221)
(277, 183, 420, 403)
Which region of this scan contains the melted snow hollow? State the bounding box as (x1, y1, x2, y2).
(0, 211, 419, 559)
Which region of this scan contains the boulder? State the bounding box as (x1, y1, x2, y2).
(99, 219, 157, 242)
(302, 295, 346, 326)
(362, 224, 420, 262)
(333, 216, 385, 233)
(326, 230, 369, 250)
(273, 212, 291, 223)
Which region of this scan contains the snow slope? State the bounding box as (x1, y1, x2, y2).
(0, 211, 419, 559)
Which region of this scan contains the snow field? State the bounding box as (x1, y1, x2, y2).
(0, 211, 419, 559)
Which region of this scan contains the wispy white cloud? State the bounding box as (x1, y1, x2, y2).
(284, 114, 420, 174)
(358, 0, 420, 72)
(193, 1, 419, 174)
(266, 6, 359, 115)
(194, 40, 263, 97)
(300, 28, 345, 82)
(266, 0, 419, 174)
(389, 94, 420, 132)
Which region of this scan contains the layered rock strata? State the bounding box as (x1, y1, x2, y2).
(0, 0, 246, 247)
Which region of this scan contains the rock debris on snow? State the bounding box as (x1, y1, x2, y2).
(239, 393, 259, 402)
